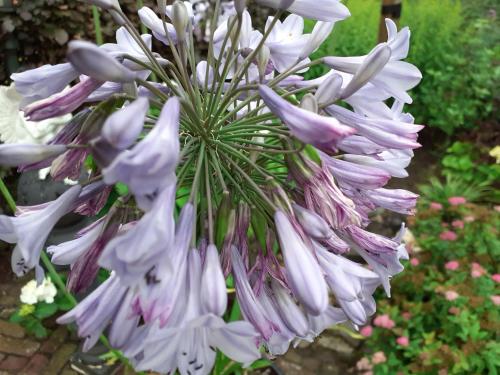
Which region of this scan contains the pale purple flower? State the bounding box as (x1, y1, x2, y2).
(135, 203, 193, 325)
(270, 279, 309, 337)
(0, 144, 67, 167)
(11, 63, 78, 107)
(299, 21, 334, 60)
(265, 14, 309, 73)
(0, 185, 81, 277)
(315, 243, 380, 325)
(231, 246, 276, 340)
(274, 211, 328, 315)
(257, 0, 350, 22)
(48, 213, 120, 293)
(134, 249, 261, 374)
(67, 40, 137, 83)
(323, 20, 421, 103)
(139, 6, 178, 45)
(292, 203, 333, 240)
(103, 97, 180, 210)
(343, 150, 413, 178)
(364, 188, 418, 215)
(326, 104, 423, 150)
(259, 85, 355, 148)
(322, 157, 391, 190)
(200, 244, 227, 316)
(24, 77, 104, 121)
(57, 273, 129, 351)
(101, 97, 148, 150)
(99, 184, 176, 284)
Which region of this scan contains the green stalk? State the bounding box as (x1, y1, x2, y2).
(92, 6, 104, 45)
(136, 0, 148, 34)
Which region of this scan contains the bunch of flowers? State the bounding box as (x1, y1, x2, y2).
(0, 0, 422, 373)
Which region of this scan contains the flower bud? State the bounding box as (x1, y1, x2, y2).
(67, 41, 137, 83)
(200, 245, 227, 316)
(315, 73, 343, 107)
(300, 93, 318, 113)
(101, 97, 148, 150)
(171, 1, 189, 43)
(257, 45, 271, 81)
(324, 43, 391, 99)
(0, 144, 67, 167)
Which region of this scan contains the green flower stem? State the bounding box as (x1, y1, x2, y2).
(0, 177, 16, 213)
(136, 0, 148, 34)
(220, 153, 277, 212)
(223, 11, 283, 99)
(92, 6, 104, 45)
(206, 16, 241, 121)
(204, 160, 215, 244)
(209, 150, 228, 192)
(203, 0, 221, 96)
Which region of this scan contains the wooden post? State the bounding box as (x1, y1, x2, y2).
(378, 0, 402, 42)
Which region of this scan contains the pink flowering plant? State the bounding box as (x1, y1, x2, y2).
(360, 186, 499, 374)
(0, 0, 426, 373)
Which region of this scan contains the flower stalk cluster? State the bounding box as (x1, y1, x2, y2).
(0, 0, 422, 373)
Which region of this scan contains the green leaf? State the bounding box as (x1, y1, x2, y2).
(34, 302, 58, 319)
(114, 182, 129, 196)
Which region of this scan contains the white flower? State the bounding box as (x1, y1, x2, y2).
(0, 84, 71, 144)
(20, 280, 39, 305)
(19, 277, 58, 305)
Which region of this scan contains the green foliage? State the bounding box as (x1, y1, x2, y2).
(441, 142, 500, 191)
(303, 0, 379, 80)
(9, 293, 73, 339)
(401, 0, 499, 134)
(362, 200, 500, 374)
(302, 0, 498, 135)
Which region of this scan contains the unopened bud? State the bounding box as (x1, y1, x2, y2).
(172, 1, 189, 42)
(315, 73, 343, 107)
(67, 40, 137, 83)
(300, 94, 318, 113)
(257, 45, 271, 81)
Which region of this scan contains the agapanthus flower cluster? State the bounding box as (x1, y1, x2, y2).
(0, 0, 422, 373)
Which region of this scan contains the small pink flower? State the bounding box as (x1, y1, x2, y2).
(371, 351, 387, 364)
(491, 274, 500, 283)
(396, 336, 409, 347)
(410, 258, 420, 266)
(440, 230, 457, 241)
(494, 205, 500, 213)
(448, 307, 460, 315)
(464, 215, 475, 222)
(401, 312, 411, 320)
(451, 220, 464, 229)
(356, 357, 372, 371)
(471, 262, 486, 278)
(430, 202, 443, 210)
(373, 314, 395, 329)
(441, 222, 449, 228)
(445, 291, 459, 301)
(360, 325, 373, 337)
(490, 295, 500, 306)
(445, 260, 460, 270)
(448, 196, 467, 206)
